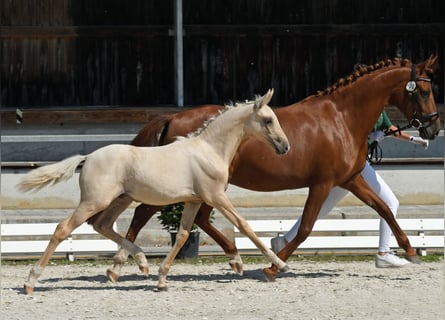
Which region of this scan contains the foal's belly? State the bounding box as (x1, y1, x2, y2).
(126, 184, 200, 206)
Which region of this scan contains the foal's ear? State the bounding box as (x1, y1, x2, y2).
(254, 88, 274, 110)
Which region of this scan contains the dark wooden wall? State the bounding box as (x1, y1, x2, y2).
(1, 0, 444, 108)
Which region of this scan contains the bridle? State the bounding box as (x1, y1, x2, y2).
(369, 63, 439, 164)
(385, 63, 439, 137)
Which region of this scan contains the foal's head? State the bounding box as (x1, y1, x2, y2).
(243, 89, 290, 155)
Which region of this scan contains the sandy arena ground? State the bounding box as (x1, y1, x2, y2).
(1, 258, 444, 320)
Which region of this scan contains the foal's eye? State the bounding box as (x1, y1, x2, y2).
(264, 118, 273, 125)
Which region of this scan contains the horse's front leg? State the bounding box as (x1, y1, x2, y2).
(157, 202, 202, 291)
(107, 204, 161, 283)
(208, 193, 288, 273)
(194, 203, 243, 274)
(263, 184, 332, 281)
(345, 174, 419, 261)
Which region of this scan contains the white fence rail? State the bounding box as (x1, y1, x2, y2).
(234, 218, 444, 255)
(2, 134, 135, 143)
(1, 222, 119, 260)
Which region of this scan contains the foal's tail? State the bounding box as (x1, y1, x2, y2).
(131, 114, 172, 147)
(17, 155, 87, 192)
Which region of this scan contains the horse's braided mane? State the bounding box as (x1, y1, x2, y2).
(178, 97, 258, 139)
(302, 57, 411, 102)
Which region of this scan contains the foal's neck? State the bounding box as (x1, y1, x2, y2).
(200, 104, 254, 163)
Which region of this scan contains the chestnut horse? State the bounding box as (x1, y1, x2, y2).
(108, 56, 440, 282)
(17, 90, 290, 293)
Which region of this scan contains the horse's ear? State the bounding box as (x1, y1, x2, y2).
(428, 55, 439, 73)
(254, 89, 274, 110)
(419, 55, 439, 75)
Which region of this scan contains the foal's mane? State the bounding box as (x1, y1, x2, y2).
(178, 98, 257, 139)
(302, 57, 411, 102)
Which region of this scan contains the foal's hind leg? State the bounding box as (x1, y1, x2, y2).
(107, 204, 161, 282)
(24, 201, 105, 294)
(89, 196, 151, 280)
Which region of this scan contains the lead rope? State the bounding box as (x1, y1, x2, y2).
(367, 141, 382, 164)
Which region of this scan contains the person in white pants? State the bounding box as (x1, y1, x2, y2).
(271, 112, 429, 267)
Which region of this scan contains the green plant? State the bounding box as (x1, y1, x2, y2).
(158, 203, 214, 232)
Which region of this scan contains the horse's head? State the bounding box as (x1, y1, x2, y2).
(391, 55, 441, 140)
(245, 89, 290, 155)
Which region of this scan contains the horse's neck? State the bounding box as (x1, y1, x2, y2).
(337, 68, 408, 137)
(200, 105, 252, 163)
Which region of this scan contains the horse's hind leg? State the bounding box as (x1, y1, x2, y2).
(194, 203, 243, 274)
(24, 201, 104, 294)
(107, 204, 161, 282)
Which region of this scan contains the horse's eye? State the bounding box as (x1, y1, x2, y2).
(420, 90, 430, 98)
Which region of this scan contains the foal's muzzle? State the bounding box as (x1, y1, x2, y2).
(273, 138, 290, 155)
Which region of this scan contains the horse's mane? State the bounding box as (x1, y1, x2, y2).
(301, 57, 411, 102)
(176, 97, 258, 140)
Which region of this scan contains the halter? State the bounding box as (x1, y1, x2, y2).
(385, 63, 439, 137)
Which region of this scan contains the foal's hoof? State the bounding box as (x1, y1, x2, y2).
(106, 269, 120, 283)
(405, 255, 422, 264)
(139, 265, 149, 276)
(279, 264, 290, 272)
(23, 283, 34, 295)
(262, 268, 277, 282)
(156, 286, 168, 292)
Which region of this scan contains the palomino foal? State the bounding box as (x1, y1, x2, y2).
(17, 89, 290, 293)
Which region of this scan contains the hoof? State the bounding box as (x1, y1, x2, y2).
(139, 265, 149, 276)
(279, 264, 289, 272)
(156, 286, 168, 292)
(106, 269, 119, 283)
(405, 255, 422, 264)
(262, 268, 277, 282)
(229, 261, 244, 275)
(24, 284, 34, 295)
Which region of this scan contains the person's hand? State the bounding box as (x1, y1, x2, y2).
(410, 136, 429, 149)
(369, 130, 385, 142)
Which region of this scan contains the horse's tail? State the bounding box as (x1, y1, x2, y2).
(131, 114, 173, 147)
(16, 155, 87, 192)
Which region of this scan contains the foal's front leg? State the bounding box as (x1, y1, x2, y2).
(157, 202, 202, 291)
(209, 193, 288, 272)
